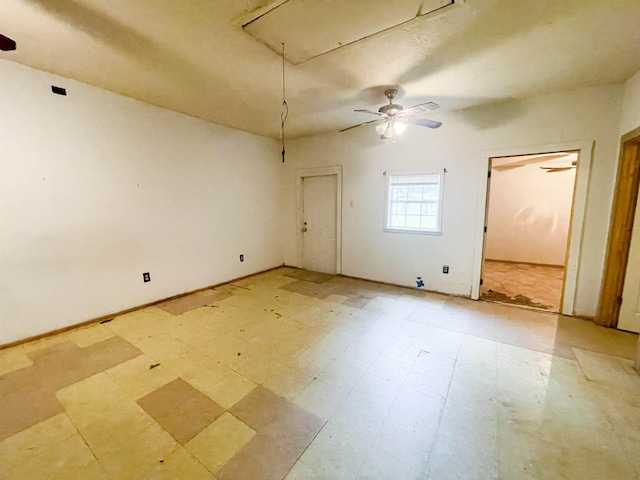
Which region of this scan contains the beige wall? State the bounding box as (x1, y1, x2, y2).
(284, 84, 623, 318)
(0, 60, 284, 345)
(484, 161, 576, 266)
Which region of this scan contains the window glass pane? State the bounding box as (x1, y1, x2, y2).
(386, 173, 442, 233)
(393, 203, 406, 215)
(421, 202, 437, 216)
(391, 215, 404, 227)
(421, 216, 437, 229)
(408, 187, 423, 200)
(406, 203, 421, 215)
(424, 186, 439, 199)
(405, 215, 421, 228)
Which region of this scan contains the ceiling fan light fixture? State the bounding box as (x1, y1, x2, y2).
(375, 122, 386, 135)
(393, 120, 407, 135)
(381, 120, 395, 139)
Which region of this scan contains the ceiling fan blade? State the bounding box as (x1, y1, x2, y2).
(398, 101, 440, 116)
(541, 167, 573, 172)
(493, 165, 525, 171)
(405, 117, 443, 129)
(0, 33, 16, 51)
(339, 119, 383, 133)
(354, 109, 387, 117)
(495, 153, 573, 168)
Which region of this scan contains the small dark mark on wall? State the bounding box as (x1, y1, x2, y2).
(51, 85, 67, 96)
(99, 318, 113, 324)
(149, 363, 160, 370)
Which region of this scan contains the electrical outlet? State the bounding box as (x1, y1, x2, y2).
(442, 265, 449, 274)
(143, 272, 151, 282)
(239, 254, 244, 262)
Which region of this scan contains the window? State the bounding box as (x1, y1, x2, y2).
(385, 172, 443, 234)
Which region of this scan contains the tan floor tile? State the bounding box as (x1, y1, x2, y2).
(186, 412, 255, 473)
(4, 268, 640, 479)
(106, 354, 178, 399)
(141, 446, 216, 480)
(138, 378, 225, 444)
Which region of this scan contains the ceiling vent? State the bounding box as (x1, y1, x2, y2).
(241, 0, 455, 64)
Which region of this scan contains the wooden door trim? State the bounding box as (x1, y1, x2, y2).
(595, 126, 640, 327)
(295, 166, 343, 274)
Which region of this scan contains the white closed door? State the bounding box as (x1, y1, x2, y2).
(302, 175, 337, 274)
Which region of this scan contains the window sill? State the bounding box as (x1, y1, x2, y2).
(384, 228, 442, 236)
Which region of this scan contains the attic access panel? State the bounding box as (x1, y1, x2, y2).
(242, 0, 455, 64)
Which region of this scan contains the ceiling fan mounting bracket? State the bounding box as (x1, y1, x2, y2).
(384, 89, 398, 101)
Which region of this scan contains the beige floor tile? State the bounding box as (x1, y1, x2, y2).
(299, 422, 370, 480)
(67, 323, 116, 348)
(185, 412, 255, 473)
(82, 420, 179, 480)
(234, 352, 287, 384)
(0, 347, 33, 376)
(0, 413, 107, 480)
(3, 267, 640, 480)
(572, 347, 640, 392)
(106, 353, 178, 399)
(193, 369, 257, 409)
(284, 461, 323, 479)
(141, 446, 216, 480)
(55, 372, 143, 430)
(263, 364, 314, 400)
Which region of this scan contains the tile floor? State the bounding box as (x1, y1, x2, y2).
(1, 267, 639, 479)
(481, 260, 565, 312)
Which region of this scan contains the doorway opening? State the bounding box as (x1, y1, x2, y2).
(480, 151, 579, 313)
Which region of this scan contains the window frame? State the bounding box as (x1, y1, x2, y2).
(383, 171, 444, 235)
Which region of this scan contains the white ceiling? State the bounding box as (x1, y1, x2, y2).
(2, 0, 640, 139)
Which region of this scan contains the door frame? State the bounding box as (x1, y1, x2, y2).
(296, 166, 343, 274)
(471, 141, 594, 316)
(595, 127, 640, 328)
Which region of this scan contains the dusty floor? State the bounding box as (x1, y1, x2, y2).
(481, 260, 565, 312)
(1, 267, 639, 479)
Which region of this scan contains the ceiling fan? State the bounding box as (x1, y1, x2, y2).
(340, 89, 442, 139)
(540, 160, 578, 173)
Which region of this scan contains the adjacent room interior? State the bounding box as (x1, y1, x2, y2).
(481, 151, 578, 312)
(1, 1, 640, 479)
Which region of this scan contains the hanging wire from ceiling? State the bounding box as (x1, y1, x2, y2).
(280, 42, 288, 163)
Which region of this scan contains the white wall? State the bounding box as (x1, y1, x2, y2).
(484, 163, 575, 266)
(0, 60, 284, 345)
(618, 69, 640, 334)
(283, 85, 623, 318)
(620, 70, 640, 135)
